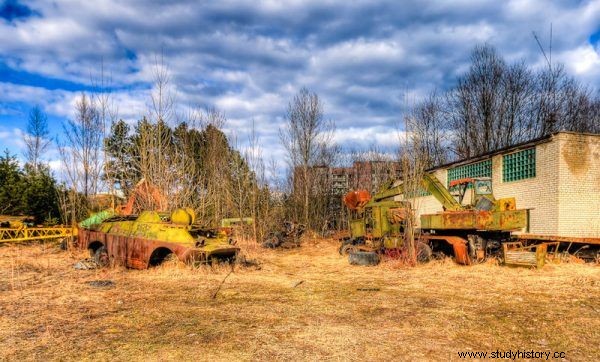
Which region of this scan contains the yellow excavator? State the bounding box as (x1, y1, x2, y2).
(342, 173, 529, 265)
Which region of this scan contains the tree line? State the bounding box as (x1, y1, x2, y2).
(1, 44, 598, 237)
(406, 44, 600, 168)
(0, 106, 60, 224)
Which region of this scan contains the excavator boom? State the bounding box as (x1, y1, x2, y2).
(421, 173, 462, 211)
(364, 173, 462, 211)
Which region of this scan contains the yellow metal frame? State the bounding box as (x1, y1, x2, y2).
(0, 226, 75, 243)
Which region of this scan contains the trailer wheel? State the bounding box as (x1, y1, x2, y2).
(348, 251, 380, 266)
(416, 242, 432, 263)
(94, 246, 110, 267)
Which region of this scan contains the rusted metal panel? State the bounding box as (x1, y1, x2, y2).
(421, 209, 528, 231)
(350, 219, 366, 238)
(343, 190, 371, 210)
(421, 235, 471, 265)
(502, 241, 560, 268)
(517, 234, 600, 245)
(448, 177, 475, 188)
(79, 228, 238, 269)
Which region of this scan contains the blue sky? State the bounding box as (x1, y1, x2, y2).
(0, 0, 599, 174)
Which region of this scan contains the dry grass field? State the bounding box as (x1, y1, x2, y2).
(0, 239, 598, 361)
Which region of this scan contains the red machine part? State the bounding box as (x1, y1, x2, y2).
(448, 178, 475, 188)
(116, 178, 167, 216)
(343, 190, 371, 210)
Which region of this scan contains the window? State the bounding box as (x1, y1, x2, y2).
(447, 159, 492, 187)
(503, 148, 536, 182)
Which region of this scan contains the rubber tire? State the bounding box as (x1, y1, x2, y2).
(416, 242, 433, 263)
(339, 243, 357, 255)
(348, 251, 380, 266)
(94, 246, 110, 267)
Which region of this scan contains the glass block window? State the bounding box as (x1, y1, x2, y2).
(503, 148, 536, 182)
(447, 159, 492, 187)
(405, 188, 431, 198)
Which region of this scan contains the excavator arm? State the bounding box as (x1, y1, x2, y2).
(367, 173, 462, 211)
(421, 173, 462, 211)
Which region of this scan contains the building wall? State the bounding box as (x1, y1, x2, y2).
(492, 139, 559, 235)
(556, 133, 600, 237)
(407, 132, 600, 238)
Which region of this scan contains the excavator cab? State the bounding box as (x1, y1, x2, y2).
(448, 177, 495, 210)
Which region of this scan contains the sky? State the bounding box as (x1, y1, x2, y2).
(0, 0, 599, 176)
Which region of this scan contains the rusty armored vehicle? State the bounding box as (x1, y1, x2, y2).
(341, 173, 529, 265)
(78, 208, 239, 269)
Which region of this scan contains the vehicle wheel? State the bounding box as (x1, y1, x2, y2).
(339, 243, 357, 255)
(160, 253, 181, 267)
(94, 246, 110, 267)
(348, 251, 380, 266)
(416, 242, 433, 263)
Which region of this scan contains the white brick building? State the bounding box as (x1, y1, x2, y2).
(410, 132, 600, 238)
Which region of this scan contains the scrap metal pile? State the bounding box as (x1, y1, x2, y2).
(261, 221, 306, 249)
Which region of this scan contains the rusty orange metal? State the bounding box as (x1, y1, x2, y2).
(115, 178, 167, 215)
(421, 209, 528, 231)
(517, 234, 600, 245)
(343, 190, 371, 210)
(421, 235, 471, 265)
(77, 209, 239, 269)
(448, 178, 476, 188)
(78, 228, 238, 269)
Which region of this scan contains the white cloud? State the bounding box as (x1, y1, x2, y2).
(1, 0, 599, 176)
(0, 126, 26, 157)
(561, 45, 600, 76)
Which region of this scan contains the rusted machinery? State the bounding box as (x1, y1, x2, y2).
(341, 173, 530, 265)
(114, 178, 167, 215)
(78, 208, 239, 269)
(77, 179, 238, 269)
(340, 186, 432, 261)
(261, 221, 305, 249)
(502, 241, 561, 268)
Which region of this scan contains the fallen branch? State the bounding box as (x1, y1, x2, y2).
(211, 270, 233, 299)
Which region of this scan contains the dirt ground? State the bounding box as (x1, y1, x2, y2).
(0, 239, 598, 361)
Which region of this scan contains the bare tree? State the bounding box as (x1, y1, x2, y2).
(61, 93, 103, 199)
(93, 59, 120, 206)
(405, 92, 449, 168)
(397, 117, 430, 265)
(23, 106, 50, 171)
(422, 43, 600, 161)
(57, 93, 103, 223)
(130, 54, 184, 212)
(447, 44, 508, 158)
(280, 87, 335, 229)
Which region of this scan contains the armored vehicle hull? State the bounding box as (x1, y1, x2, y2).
(78, 210, 239, 269)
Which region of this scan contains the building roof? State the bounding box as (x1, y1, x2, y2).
(426, 131, 599, 172)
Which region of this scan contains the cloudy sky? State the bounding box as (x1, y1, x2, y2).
(0, 0, 599, 173)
